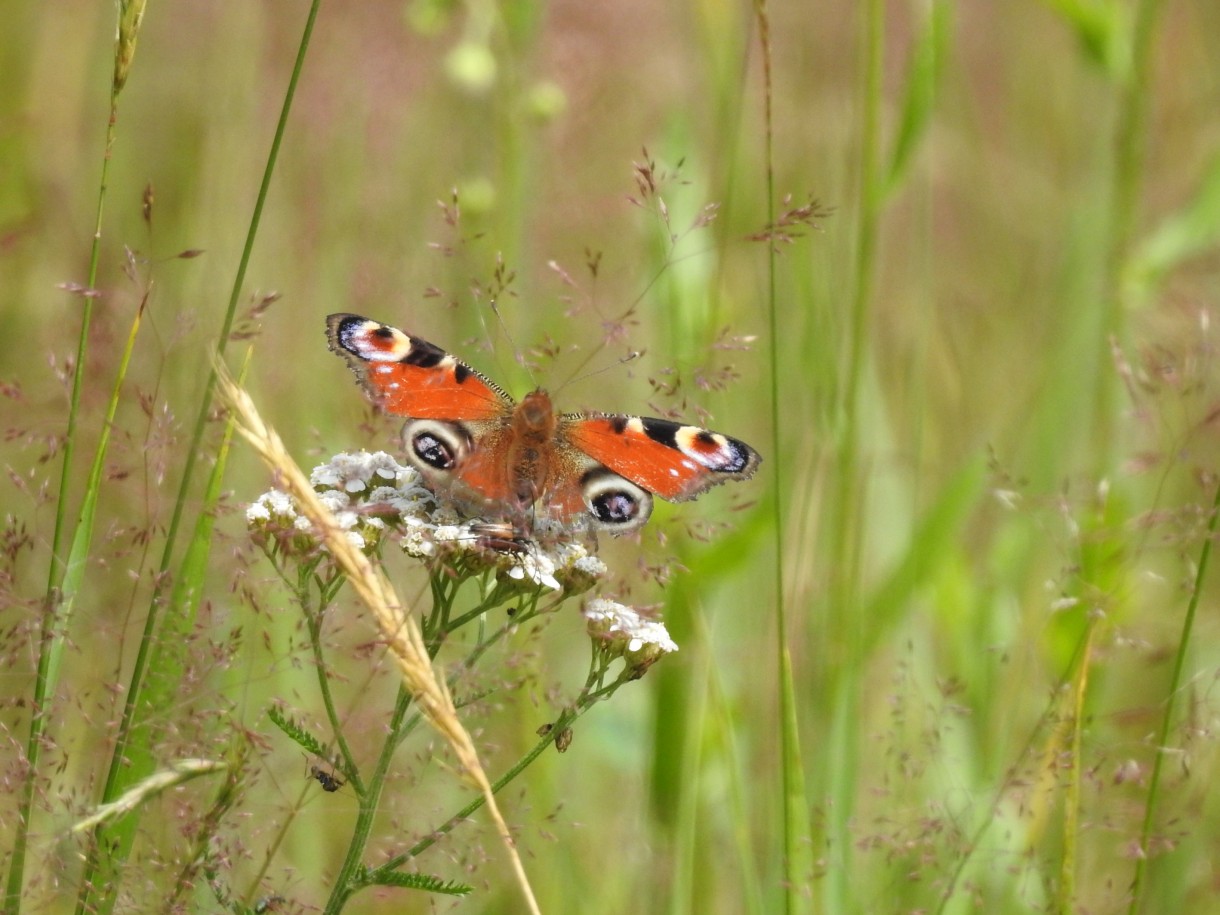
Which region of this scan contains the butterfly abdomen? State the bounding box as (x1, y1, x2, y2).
(508, 390, 559, 508)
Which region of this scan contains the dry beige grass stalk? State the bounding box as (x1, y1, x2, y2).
(218, 367, 541, 915)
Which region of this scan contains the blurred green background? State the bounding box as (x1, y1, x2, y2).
(4, 0, 1220, 912)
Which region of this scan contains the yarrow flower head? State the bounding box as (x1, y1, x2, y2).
(247, 451, 433, 556)
(246, 487, 315, 555)
(309, 451, 416, 495)
(420, 518, 608, 595)
(248, 451, 608, 595)
(500, 527, 607, 594)
(583, 598, 678, 676)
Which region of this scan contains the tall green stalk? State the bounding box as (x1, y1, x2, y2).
(72, 3, 324, 910)
(818, 2, 884, 911)
(1127, 482, 1220, 913)
(752, 2, 812, 912)
(4, 4, 147, 911)
(1094, 0, 1166, 460)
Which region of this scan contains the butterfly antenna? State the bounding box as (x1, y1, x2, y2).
(560, 349, 643, 395)
(487, 298, 538, 389)
(563, 250, 694, 389)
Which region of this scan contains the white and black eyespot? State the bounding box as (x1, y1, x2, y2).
(413, 432, 455, 469)
(582, 470, 653, 533)
(643, 419, 756, 475)
(402, 419, 469, 476)
(329, 314, 409, 361)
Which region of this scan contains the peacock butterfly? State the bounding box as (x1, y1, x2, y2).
(326, 313, 761, 535)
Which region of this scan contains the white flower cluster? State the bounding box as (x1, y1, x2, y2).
(245, 488, 299, 525)
(245, 486, 317, 555)
(308, 451, 419, 497)
(583, 598, 679, 672)
(247, 451, 432, 553)
(418, 519, 607, 593)
(247, 451, 608, 595)
(505, 538, 607, 592)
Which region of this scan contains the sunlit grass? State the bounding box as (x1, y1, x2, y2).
(3, 1, 1220, 913)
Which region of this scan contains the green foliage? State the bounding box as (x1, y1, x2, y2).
(1040, 0, 1132, 77)
(4, 0, 1220, 913)
(884, 0, 950, 198)
(358, 869, 473, 895)
(1126, 155, 1220, 304)
(267, 706, 333, 764)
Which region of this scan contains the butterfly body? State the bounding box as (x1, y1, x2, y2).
(505, 390, 560, 508)
(327, 313, 760, 534)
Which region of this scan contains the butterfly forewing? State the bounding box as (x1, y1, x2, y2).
(562, 414, 761, 502)
(326, 313, 510, 421)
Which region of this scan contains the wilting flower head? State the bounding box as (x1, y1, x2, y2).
(583, 598, 678, 675)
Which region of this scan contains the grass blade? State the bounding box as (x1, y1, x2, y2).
(74, 2, 324, 906)
(1127, 481, 1220, 912)
(5, 1, 148, 893)
(752, 1, 814, 910)
(884, 0, 949, 197)
(1124, 154, 1220, 304)
(79, 350, 246, 915)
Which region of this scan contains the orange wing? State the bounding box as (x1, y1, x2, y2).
(562, 413, 761, 502)
(326, 314, 509, 421)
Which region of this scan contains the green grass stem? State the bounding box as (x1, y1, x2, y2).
(71, 3, 321, 906)
(752, 3, 812, 912)
(1127, 481, 1220, 913)
(817, 3, 885, 910)
(1094, 0, 1167, 458)
(77, 349, 247, 914)
(4, 6, 145, 903)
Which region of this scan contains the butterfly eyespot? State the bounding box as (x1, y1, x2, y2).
(413, 432, 454, 469)
(581, 471, 653, 534)
(592, 491, 639, 522)
(401, 419, 470, 477)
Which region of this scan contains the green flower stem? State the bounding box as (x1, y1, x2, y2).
(301, 568, 364, 793)
(324, 685, 415, 914)
(368, 664, 629, 882)
(447, 589, 556, 659)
